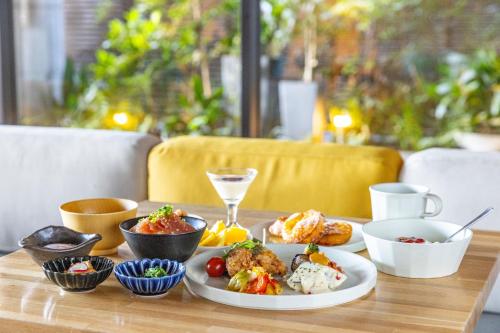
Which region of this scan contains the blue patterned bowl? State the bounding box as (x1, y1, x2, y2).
(114, 258, 185, 296)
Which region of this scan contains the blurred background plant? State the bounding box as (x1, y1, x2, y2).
(317, 0, 500, 150)
(29, 0, 499, 149)
(433, 50, 500, 135)
(261, 0, 297, 61)
(54, 0, 238, 136)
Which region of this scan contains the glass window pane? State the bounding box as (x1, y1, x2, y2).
(13, 0, 242, 136)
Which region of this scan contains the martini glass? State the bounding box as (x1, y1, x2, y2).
(206, 168, 258, 227)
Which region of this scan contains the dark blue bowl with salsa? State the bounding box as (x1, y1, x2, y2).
(119, 215, 207, 262)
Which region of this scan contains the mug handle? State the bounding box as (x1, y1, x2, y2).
(422, 193, 443, 217)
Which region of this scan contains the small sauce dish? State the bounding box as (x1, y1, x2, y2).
(19, 225, 102, 266)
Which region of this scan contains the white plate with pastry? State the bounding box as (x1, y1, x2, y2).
(248, 210, 366, 253)
(184, 242, 376, 310)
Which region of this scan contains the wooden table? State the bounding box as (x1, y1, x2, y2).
(1, 201, 499, 333)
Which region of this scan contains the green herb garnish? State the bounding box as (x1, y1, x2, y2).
(304, 243, 319, 255)
(144, 266, 168, 278)
(148, 205, 174, 223)
(223, 239, 262, 259)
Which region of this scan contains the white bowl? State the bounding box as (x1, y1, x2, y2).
(362, 219, 472, 278)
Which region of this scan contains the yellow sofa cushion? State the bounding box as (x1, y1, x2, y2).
(148, 136, 403, 218)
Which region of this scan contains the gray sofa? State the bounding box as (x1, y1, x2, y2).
(0, 125, 498, 314)
(400, 148, 500, 313)
(0, 125, 161, 252)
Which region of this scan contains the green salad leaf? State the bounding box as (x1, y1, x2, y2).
(144, 266, 168, 278)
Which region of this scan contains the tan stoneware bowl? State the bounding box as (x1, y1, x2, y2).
(59, 198, 138, 255)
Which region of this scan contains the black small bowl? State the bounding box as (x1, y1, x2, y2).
(43, 256, 114, 292)
(19, 226, 102, 266)
(119, 215, 207, 262)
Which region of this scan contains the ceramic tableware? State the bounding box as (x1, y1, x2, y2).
(184, 244, 377, 310)
(362, 218, 472, 278)
(59, 198, 138, 255)
(120, 215, 207, 262)
(369, 183, 442, 220)
(19, 225, 102, 266)
(114, 258, 185, 297)
(43, 256, 114, 292)
(248, 219, 366, 253)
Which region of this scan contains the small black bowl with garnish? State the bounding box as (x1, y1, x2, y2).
(19, 226, 102, 266)
(42, 256, 114, 292)
(119, 205, 207, 262)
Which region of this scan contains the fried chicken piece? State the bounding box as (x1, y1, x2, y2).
(226, 248, 256, 277)
(254, 248, 287, 276)
(225, 247, 287, 277)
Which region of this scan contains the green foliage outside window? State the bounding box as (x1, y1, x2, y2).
(52, 0, 499, 150)
(58, 0, 237, 136)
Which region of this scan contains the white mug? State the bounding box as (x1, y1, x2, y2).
(369, 183, 443, 221)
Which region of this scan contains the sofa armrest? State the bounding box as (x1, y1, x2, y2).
(0, 126, 161, 252)
(400, 147, 500, 313)
(400, 148, 500, 231)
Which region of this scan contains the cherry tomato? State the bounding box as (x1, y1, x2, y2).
(206, 257, 225, 277)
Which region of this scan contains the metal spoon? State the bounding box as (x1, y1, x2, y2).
(443, 207, 494, 243)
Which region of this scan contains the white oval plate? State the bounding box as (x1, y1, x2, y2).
(248, 219, 366, 252)
(184, 244, 377, 310)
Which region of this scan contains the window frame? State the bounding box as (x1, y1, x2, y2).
(0, 0, 17, 125)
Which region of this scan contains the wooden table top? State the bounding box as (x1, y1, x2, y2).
(1, 201, 499, 333)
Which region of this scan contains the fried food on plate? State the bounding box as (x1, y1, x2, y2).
(318, 221, 353, 246)
(268, 216, 286, 237)
(224, 240, 287, 277)
(268, 210, 353, 246)
(281, 210, 325, 244)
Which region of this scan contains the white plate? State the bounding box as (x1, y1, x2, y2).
(248, 219, 366, 252)
(184, 244, 377, 310)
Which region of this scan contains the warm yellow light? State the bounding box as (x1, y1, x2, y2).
(112, 112, 129, 125)
(333, 114, 352, 128)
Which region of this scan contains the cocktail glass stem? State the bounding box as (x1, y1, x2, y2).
(226, 203, 239, 227)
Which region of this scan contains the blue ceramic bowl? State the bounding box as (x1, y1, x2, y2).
(114, 258, 185, 296)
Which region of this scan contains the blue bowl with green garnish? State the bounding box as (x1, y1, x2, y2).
(114, 258, 185, 296)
